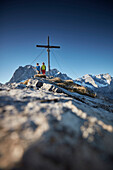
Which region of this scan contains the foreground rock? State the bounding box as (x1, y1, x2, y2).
(0, 77, 113, 170)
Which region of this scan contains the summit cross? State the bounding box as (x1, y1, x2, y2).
(36, 36, 60, 74)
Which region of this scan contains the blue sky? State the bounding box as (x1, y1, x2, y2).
(0, 0, 113, 83)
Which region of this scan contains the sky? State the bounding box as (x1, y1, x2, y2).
(0, 0, 113, 83)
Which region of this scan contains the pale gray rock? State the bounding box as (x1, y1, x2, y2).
(0, 78, 113, 170)
(41, 83, 63, 93)
(27, 79, 43, 88)
(15, 84, 27, 89)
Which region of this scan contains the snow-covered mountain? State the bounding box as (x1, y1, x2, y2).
(75, 73, 112, 88)
(8, 65, 36, 83)
(47, 68, 72, 80)
(75, 73, 113, 99)
(8, 65, 71, 83)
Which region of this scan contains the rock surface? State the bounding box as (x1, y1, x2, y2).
(0, 77, 113, 170)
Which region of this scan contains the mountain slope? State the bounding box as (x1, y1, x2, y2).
(97, 79, 113, 99)
(0, 76, 113, 170)
(47, 68, 72, 80)
(8, 65, 36, 83)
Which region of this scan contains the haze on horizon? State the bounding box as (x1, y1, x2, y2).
(0, 0, 113, 84)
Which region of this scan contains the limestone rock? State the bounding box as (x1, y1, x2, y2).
(41, 83, 63, 93)
(27, 79, 43, 88)
(0, 77, 113, 170)
(34, 74, 46, 78)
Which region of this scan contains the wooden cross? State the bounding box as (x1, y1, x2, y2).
(36, 36, 60, 74)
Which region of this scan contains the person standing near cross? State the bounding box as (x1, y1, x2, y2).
(41, 62, 46, 75)
(33, 63, 41, 74)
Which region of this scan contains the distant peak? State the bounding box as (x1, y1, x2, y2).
(75, 73, 112, 89)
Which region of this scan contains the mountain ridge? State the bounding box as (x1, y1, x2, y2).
(75, 73, 113, 100)
(7, 65, 113, 99)
(8, 65, 72, 84)
(75, 73, 112, 88)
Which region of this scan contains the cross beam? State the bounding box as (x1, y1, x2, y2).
(36, 36, 60, 74)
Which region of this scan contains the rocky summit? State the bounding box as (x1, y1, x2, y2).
(0, 75, 113, 170)
(7, 65, 113, 99)
(8, 65, 71, 84)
